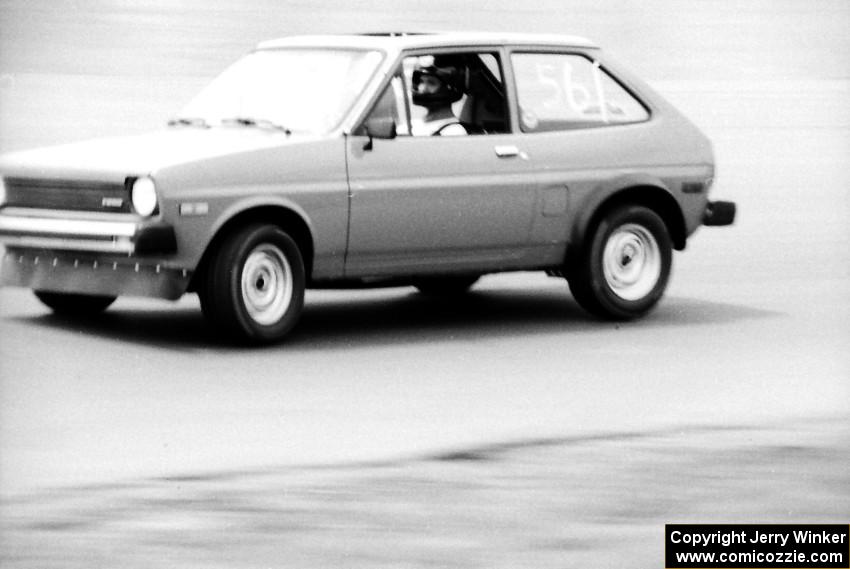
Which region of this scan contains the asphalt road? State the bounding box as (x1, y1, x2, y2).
(0, 1, 848, 566)
(2, 418, 847, 568)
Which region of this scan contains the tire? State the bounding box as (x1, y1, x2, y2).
(568, 205, 672, 320)
(413, 275, 479, 296)
(200, 224, 305, 344)
(34, 291, 116, 315)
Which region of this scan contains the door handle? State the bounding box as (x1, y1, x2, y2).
(494, 145, 528, 160)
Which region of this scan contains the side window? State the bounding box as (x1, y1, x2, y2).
(400, 51, 509, 136)
(511, 53, 649, 133)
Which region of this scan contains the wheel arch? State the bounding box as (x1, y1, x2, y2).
(189, 203, 315, 293)
(567, 180, 687, 268)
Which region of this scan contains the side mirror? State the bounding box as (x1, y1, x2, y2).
(365, 115, 397, 139)
(361, 115, 396, 150)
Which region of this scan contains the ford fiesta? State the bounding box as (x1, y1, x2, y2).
(0, 32, 735, 343)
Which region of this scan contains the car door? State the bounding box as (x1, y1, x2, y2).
(344, 50, 539, 277)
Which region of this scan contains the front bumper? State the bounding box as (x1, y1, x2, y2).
(1, 249, 191, 299)
(703, 200, 737, 227)
(0, 208, 188, 299)
(0, 207, 176, 254)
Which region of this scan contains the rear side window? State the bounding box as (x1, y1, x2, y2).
(511, 53, 649, 133)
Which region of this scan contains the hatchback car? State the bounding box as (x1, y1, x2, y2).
(0, 32, 735, 343)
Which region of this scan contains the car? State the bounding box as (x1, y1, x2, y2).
(0, 32, 736, 343)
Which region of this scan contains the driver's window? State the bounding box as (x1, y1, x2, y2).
(401, 51, 507, 136)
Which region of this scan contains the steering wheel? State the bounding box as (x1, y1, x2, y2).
(432, 121, 491, 136)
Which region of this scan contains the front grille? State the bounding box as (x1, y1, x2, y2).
(3, 177, 132, 213)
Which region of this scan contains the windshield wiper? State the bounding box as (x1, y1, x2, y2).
(167, 117, 210, 128)
(222, 117, 292, 135)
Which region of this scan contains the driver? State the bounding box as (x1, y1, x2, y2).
(411, 56, 467, 136)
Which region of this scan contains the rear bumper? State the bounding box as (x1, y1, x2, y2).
(702, 200, 737, 227)
(0, 208, 176, 254)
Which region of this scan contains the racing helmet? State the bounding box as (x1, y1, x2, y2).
(411, 56, 465, 108)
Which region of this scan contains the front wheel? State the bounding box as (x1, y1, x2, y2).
(568, 205, 672, 320)
(200, 224, 305, 344)
(34, 291, 116, 315)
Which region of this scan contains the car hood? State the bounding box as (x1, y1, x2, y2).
(0, 128, 313, 182)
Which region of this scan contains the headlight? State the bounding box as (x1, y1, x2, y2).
(131, 177, 158, 217)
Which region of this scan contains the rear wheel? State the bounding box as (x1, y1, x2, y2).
(568, 205, 672, 320)
(34, 291, 116, 315)
(200, 224, 305, 344)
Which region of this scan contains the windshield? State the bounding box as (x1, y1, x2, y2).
(177, 48, 384, 134)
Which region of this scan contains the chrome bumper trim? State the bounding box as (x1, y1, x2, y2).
(0, 210, 174, 254)
(0, 235, 134, 253)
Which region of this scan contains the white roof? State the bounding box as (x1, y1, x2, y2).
(257, 32, 598, 52)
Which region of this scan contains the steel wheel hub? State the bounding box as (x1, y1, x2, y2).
(602, 223, 661, 301)
(241, 243, 293, 325)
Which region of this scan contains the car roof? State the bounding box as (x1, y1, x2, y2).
(256, 32, 599, 52)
